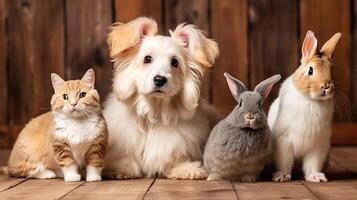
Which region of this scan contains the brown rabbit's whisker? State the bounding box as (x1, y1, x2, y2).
(333, 89, 354, 122)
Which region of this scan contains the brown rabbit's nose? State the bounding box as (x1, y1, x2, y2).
(245, 112, 254, 120)
(321, 82, 331, 90)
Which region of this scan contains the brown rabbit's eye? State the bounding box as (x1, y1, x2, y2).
(144, 55, 152, 64)
(308, 67, 313, 76)
(63, 94, 69, 100)
(79, 92, 86, 98)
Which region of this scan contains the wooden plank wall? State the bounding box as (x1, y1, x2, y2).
(0, 0, 356, 148)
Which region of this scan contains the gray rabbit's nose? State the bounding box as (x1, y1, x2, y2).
(245, 112, 254, 120)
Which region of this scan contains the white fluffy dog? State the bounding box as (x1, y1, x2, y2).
(103, 17, 219, 179)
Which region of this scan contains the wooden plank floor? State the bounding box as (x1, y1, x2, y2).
(0, 147, 356, 200)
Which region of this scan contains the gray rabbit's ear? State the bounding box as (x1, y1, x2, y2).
(254, 74, 281, 99)
(224, 73, 246, 102)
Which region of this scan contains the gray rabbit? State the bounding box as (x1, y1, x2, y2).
(203, 73, 281, 182)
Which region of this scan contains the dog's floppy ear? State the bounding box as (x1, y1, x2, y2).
(170, 24, 219, 68)
(108, 17, 158, 59)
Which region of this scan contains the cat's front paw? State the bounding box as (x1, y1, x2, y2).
(86, 165, 102, 182)
(86, 174, 102, 182)
(64, 172, 81, 182)
(306, 172, 328, 182)
(207, 173, 222, 181)
(272, 171, 291, 182)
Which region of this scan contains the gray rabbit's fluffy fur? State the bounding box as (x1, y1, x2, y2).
(203, 73, 281, 182)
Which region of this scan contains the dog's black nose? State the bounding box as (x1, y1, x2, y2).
(153, 75, 167, 87)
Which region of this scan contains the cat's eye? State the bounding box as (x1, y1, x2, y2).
(239, 100, 242, 107)
(79, 92, 86, 98)
(308, 66, 313, 76)
(171, 58, 178, 68)
(144, 55, 152, 64)
(63, 94, 69, 100)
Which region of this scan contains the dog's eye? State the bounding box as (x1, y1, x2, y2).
(171, 58, 178, 68)
(308, 66, 313, 76)
(144, 56, 152, 64)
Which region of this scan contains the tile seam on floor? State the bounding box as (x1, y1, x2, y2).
(57, 181, 85, 200)
(0, 178, 28, 193)
(231, 181, 240, 200)
(300, 180, 321, 200)
(142, 178, 156, 200)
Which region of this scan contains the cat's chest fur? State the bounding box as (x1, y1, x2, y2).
(53, 113, 101, 144)
(53, 113, 101, 167)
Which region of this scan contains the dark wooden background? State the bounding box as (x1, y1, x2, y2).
(0, 0, 356, 148)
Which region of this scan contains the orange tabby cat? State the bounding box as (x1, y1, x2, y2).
(2, 69, 108, 182)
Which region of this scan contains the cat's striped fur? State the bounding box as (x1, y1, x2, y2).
(2, 69, 108, 182)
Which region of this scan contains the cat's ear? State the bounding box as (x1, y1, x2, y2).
(51, 73, 65, 93)
(81, 68, 95, 88)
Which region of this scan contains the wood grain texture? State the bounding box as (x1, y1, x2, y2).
(300, 0, 351, 97)
(330, 147, 357, 174)
(211, 0, 248, 115)
(303, 181, 357, 200)
(144, 179, 237, 200)
(62, 179, 154, 200)
(353, 0, 357, 121)
(234, 181, 318, 200)
(0, 0, 10, 148)
(114, 0, 162, 27)
(304, 153, 357, 200)
(7, 0, 64, 139)
(0, 179, 83, 199)
(248, 0, 298, 112)
(332, 123, 357, 145)
(0, 0, 7, 124)
(65, 0, 113, 99)
(0, 175, 26, 193)
(164, 0, 211, 100)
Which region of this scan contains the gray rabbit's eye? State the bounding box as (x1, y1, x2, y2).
(239, 100, 242, 107)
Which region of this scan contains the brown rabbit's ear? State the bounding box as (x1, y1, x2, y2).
(301, 30, 318, 62)
(320, 32, 341, 58)
(108, 17, 158, 59)
(170, 24, 219, 68)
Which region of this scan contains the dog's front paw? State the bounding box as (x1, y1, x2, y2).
(272, 171, 291, 182)
(115, 171, 142, 179)
(306, 172, 328, 182)
(168, 162, 208, 180)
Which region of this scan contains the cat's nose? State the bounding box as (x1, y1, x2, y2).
(245, 112, 254, 120)
(70, 102, 77, 106)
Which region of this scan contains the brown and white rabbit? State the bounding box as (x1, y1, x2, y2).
(268, 31, 341, 182)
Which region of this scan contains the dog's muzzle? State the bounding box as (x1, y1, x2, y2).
(153, 75, 167, 87)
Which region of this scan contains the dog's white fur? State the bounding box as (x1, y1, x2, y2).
(103, 17, 219, 179)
